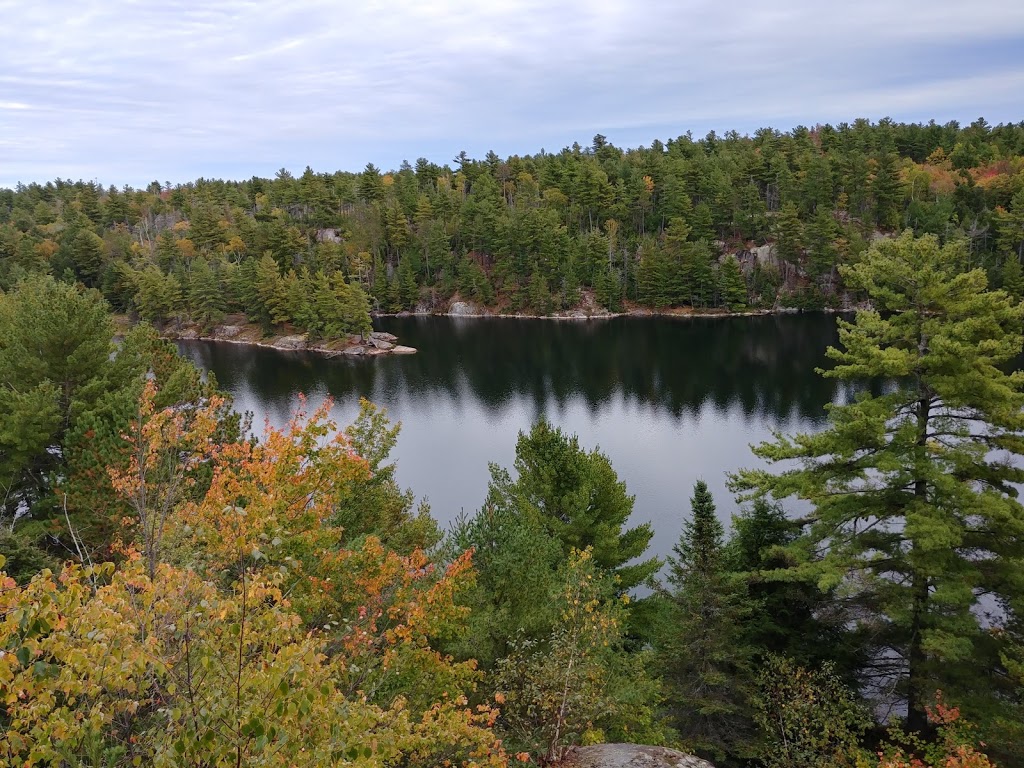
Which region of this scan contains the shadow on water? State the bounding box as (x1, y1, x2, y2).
(178, 314, 871, 560)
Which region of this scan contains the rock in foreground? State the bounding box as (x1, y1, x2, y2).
(562, 744, 714, 768)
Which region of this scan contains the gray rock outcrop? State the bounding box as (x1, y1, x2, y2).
(272, 334, 307, 350)
(215, 325, 242, 339)
(448, 301, 479, 316)
(563, 744, 714, 768)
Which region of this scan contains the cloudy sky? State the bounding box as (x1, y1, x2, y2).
(2, 0, 1023, 188)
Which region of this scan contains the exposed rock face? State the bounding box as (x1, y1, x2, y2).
(315, 228, 341, 243)
(370, 331, 398, 343)
(390, 345, 417, 354)
(370, 337, 395, 350)
(732, 244, 803, 292)
(448, 300, 480, 316)
(272, 334, 307, 350)
(749, 243, 776, 267)
(215, 325, 242, 338)
(563, 744, 714, 768)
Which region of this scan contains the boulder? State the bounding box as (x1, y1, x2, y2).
(448, 301, 479, 316)
(370, 331, 399, 343)
(272, 334, 307, 350)
(563, 744, 714, 768)
(370, 337, 395, 350)
(215, 324, 242, 339)
(390, 345, 417, 354)
(341, 345, 367, 356)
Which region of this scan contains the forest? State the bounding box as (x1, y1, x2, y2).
(2, 118, 1024, 767)
(1, 118, 1024, 334)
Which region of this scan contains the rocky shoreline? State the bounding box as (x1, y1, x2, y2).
(151, 298, 854, 361)
(378, 298, 841, 321)
(162, 321, 417, 357)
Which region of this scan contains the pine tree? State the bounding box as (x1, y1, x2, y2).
(133, 266, 182, 324)
(662, 218, 692, 305)
(659, 480, 756, 761)
(526, 268, 551, 314)
(69, 229, 106, 287)
(502, 419, 658, 591)
(1001, 254, 1024, 301)
(805, 209, 840, 280)
(995, 189, 1024, 262)
(187, 257, 225, 330)
(871, 151, 903, 230)
(636, 238, 665, 307)
(684, 242, 717, 308)
(717, 255, 747, 310)
(188, 200, 225, 253)
(728, 500, 863, 678)
(773, 201, 803, 262)
(732, 230, 1024, 734)
(397, 255, 419, 309)
(0, 277, 124, 524)
(593, 265, 621, 312)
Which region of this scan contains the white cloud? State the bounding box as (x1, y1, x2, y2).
(0, 0, 1022, 186)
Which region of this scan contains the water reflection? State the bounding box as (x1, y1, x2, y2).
(178, 314, 856, 561)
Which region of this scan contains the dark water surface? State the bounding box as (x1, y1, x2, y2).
(177, 314, 858, 562)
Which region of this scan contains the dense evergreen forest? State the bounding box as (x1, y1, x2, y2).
(2, 117, 1024, 336)
(3, 119, 1024, 767)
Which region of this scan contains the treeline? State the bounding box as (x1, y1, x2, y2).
(2, 117, 1024, 334)
(2, 232, 1023, 766)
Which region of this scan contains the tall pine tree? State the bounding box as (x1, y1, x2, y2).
(658, 480, 756, 761)
(732, 230, 1024, 735)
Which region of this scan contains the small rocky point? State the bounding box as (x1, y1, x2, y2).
(163, 320, 416, 357)
(560, 744, 714, 768)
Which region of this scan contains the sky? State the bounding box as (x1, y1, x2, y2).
(1, 0, 1023, 188)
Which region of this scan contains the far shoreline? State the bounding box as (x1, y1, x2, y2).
(130, 303, 853, 362)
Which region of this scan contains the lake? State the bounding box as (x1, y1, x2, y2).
(177, 314, 860, 563)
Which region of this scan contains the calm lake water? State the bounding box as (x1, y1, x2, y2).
(177, 314, 860, 563)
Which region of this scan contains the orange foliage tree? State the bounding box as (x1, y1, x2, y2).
(1, 389, 507, 767)
(874, 693, 998, 768)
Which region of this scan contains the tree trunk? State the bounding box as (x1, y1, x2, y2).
(905, 570, 929, 733)
(906, 386, 931, 733)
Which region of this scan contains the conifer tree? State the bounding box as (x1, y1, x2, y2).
(397, 254, 419, 309)
(728, 500, 863, 678)
(499, 419, 658, 591)
(994, 189, 1024, 262)
(637, 238, 665, 307)
(718, 255, 747, 310)
(871, 150, 903, 230)
(187, 256, 225, 329)
(1001, 254, 1024, 301)
(659, 480, 756, 761)
(732, 230, 1024, 734)
(773, 200, 803, 262)
(594, 265, 621, 312)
